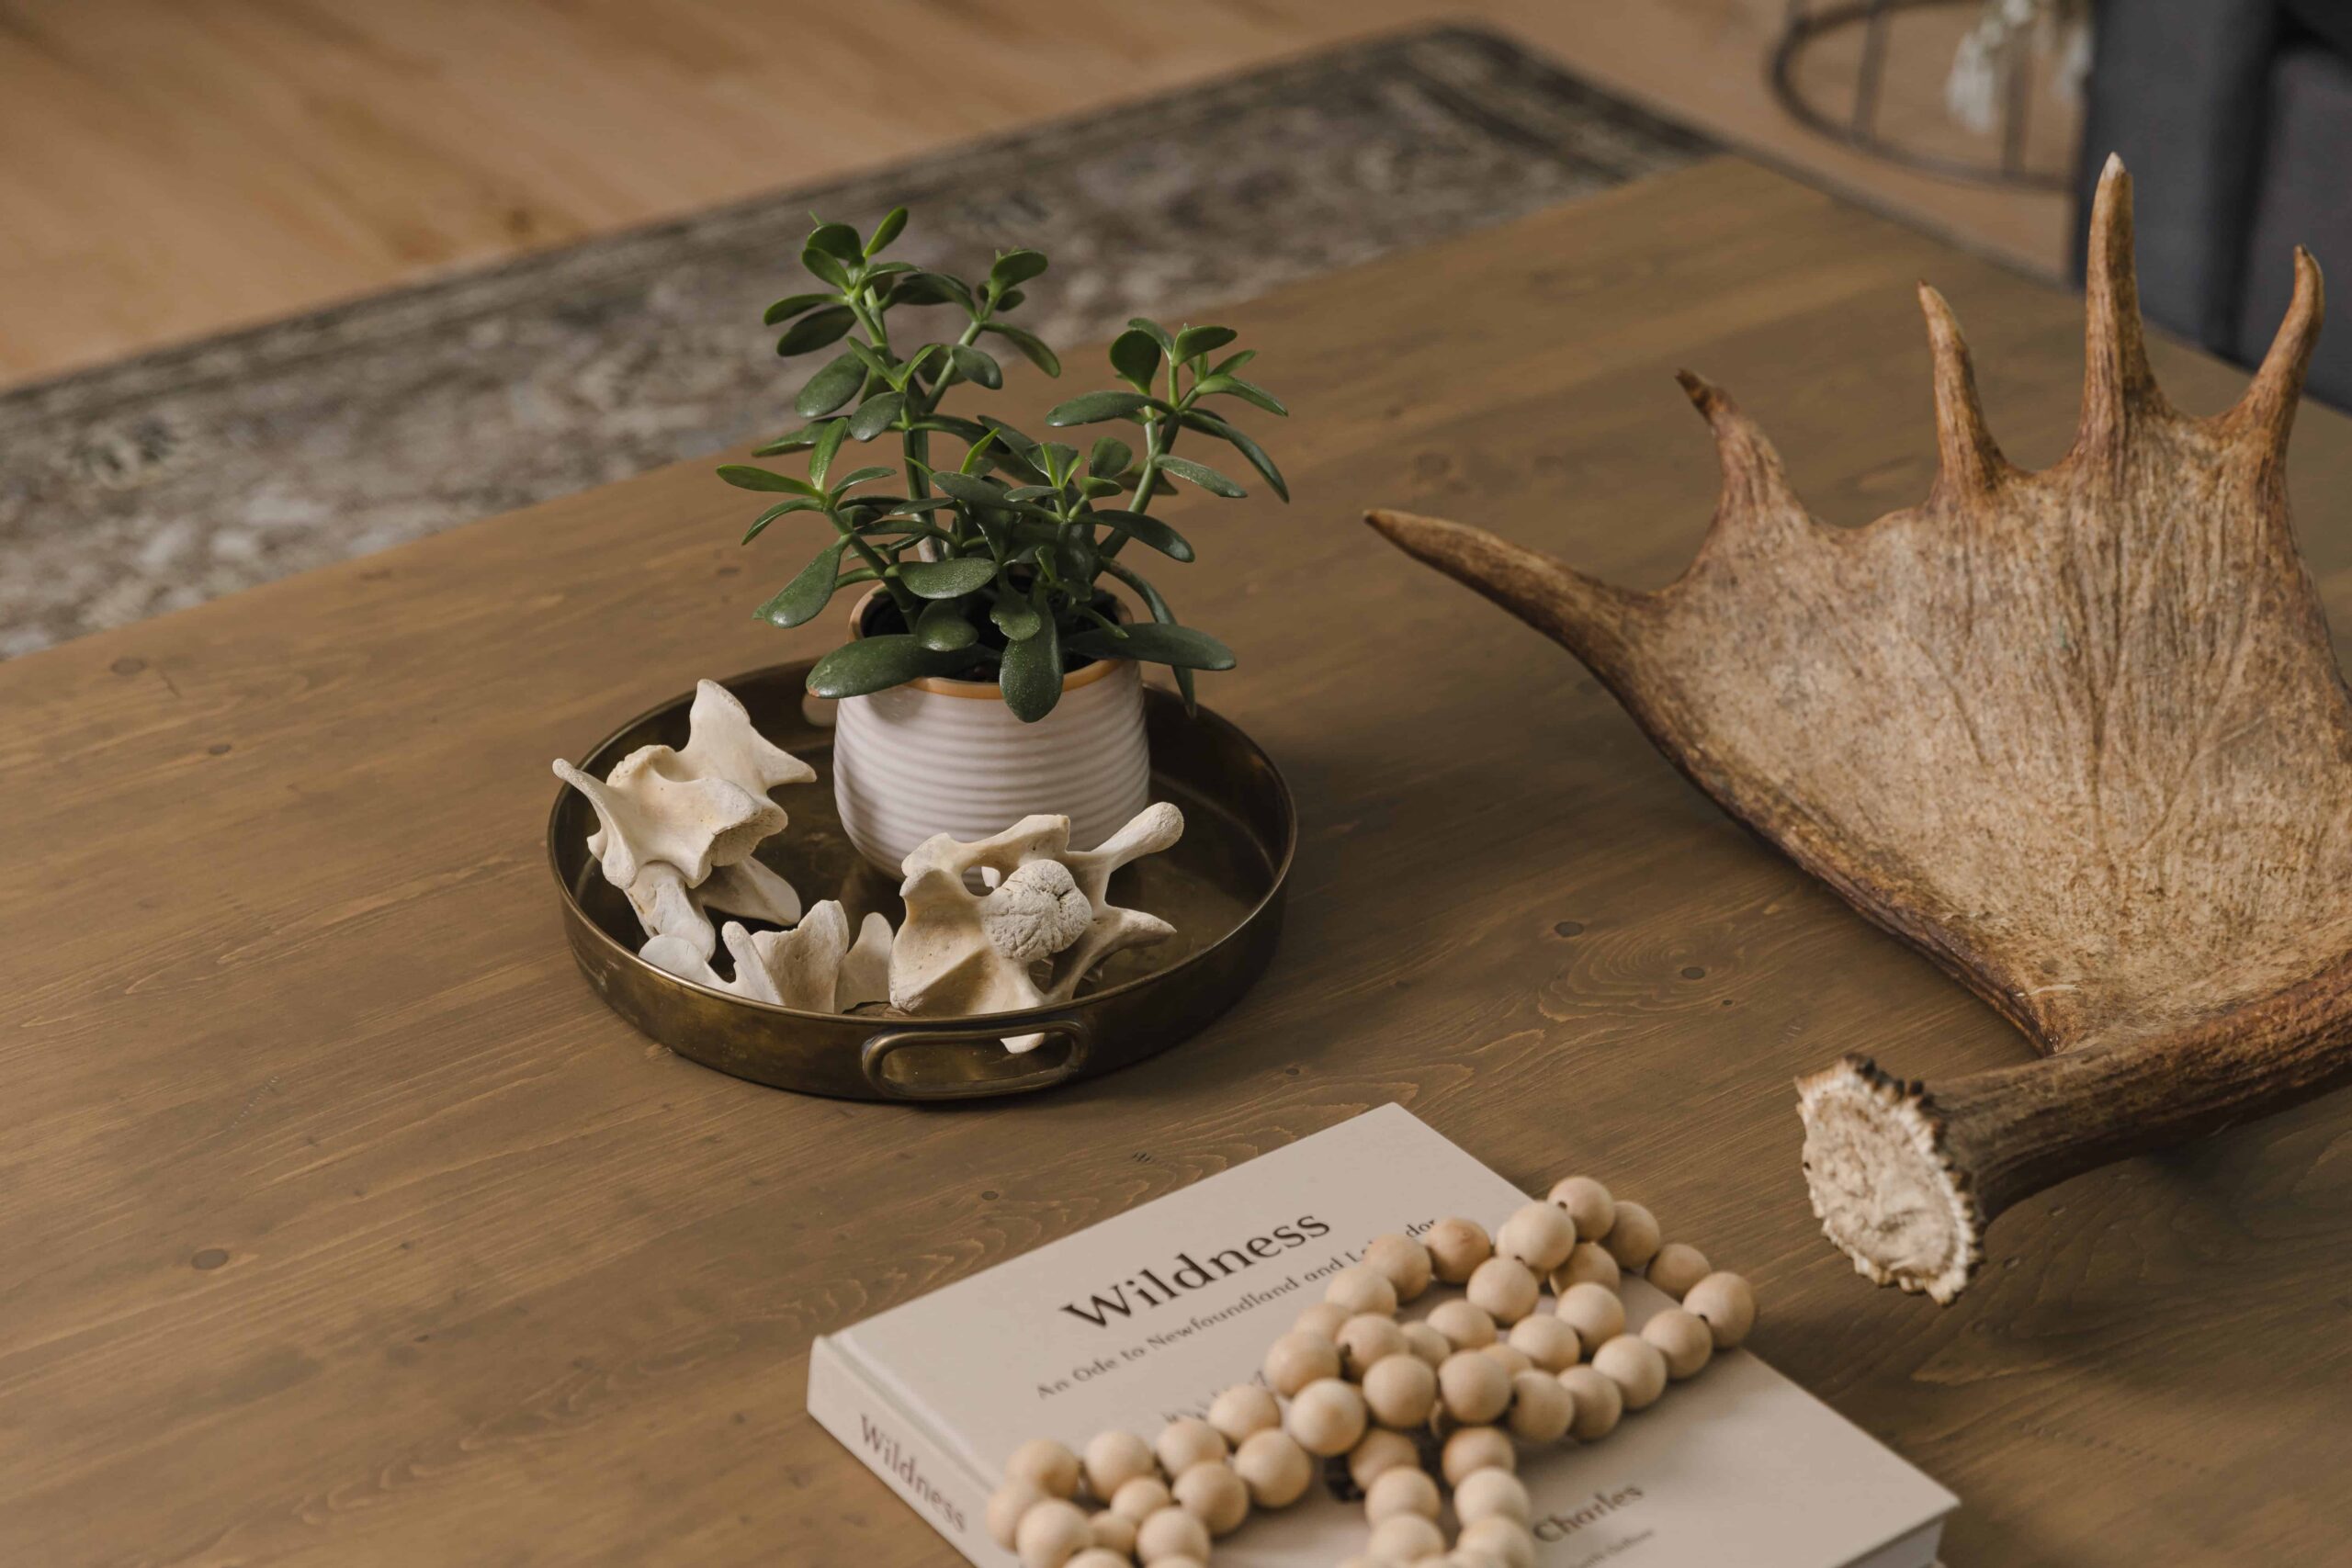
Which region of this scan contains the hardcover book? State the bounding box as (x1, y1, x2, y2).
(808, 1104, 1956, 1566)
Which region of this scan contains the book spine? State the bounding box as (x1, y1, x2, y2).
(807, 1333, 1011, 1568)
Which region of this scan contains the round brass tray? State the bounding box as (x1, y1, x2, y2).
(548, 660, 1293, 1100)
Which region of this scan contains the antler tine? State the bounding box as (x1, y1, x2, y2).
(1675, 369, 1806, 535)
(1363, 509, 1645, 672)
(2220, 246, 2325, 455)
(2077, 153, 2173, 452)
(1917, 284, 2007, 500)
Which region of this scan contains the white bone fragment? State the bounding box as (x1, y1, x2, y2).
(889, 804, 1182, 1050)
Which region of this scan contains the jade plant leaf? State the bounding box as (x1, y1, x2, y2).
(776, 305, 856, 357)
(899, 557, 998, 599)
(1157, 455, 1245, 498)
(755, 538, 852, 627)
(1047, 390, 1153, 426)
(1066, 622, 1235, 670)
(1086, 510, 1193, 561)
(808, 634, 966, 698)
(797, 351, 867, 417)
(999, 612, 1063, 722)
(914, 599, 978, 651)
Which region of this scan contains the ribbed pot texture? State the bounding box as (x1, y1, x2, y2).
(831, 602, 1151, 874)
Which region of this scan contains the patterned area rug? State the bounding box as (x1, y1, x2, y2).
(0, 27, 1708, 658)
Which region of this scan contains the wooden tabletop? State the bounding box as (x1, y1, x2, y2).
(5, 158, 2346, 1566)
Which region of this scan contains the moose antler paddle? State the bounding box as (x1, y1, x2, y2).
(1368, 157, 2352, 1303)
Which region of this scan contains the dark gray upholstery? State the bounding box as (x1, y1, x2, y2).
(2241, 47, 2352, 398)
(2075, 0, 2351, 406)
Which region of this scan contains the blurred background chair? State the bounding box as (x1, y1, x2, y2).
(2075, 0, 2352, 405)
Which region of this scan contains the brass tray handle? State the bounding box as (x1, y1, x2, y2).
(858, 1015, 1095, 1100)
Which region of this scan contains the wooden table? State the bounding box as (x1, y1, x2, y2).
(6, 158, 2346, 1566)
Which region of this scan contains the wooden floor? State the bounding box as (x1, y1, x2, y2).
(0, 0, 2075, 388)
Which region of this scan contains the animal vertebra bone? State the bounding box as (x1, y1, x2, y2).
(623, 855, 805, 963)
(642, 901, 894, 1012)
(1368, 156, 2352, 1303)
(554, 679, 817, 956)
(893, 804, 1182, 1050)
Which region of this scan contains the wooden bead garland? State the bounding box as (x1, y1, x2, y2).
(1154, 1417, 1227, 1477)
(989, 1177, 1758, 1567)
(1645, 1241, 1711, 1300)
(1293, 1300, 1351, 1339)
(1551, 1240, 1622, 1294)
(1344, 1427, 1419, 1489)
(1232, 1428, 1312, 1507)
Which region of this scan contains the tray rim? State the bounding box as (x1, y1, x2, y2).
(547, 658, 1296, 1030)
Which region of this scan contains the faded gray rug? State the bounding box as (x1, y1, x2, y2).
(0, 27, 1708, 658)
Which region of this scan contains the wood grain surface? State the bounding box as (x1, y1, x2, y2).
(0, 0, 2071, 386)
(2, 160, 2343, 1566)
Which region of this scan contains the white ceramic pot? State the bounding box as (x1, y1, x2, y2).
(831, 594, 1151, 874)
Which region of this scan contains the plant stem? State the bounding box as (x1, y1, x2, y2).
(833, 511, 917, 617)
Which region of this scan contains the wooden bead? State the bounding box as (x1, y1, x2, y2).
(1337, 1313, 1409, 1379)
(1558, 1364, 1623, 1441)
(1427, 1298, 1498, 1350)
(1441, 1426, 1516, 1484)
(1424, 1216, 1493, 1283)
(1323, 1263, 1398, 1317)
(1497, 1201, 1577, 1273)
(1642, 1307, 1714, 1380)
(1014, 1497, 1092, 1568)
(1683, 1271, 1757, 1348)
(1506, 1370, 1574, 1442)
(1437, 1349, 1512, 1424)
(1155, 1416, 1228, 1477)
(1134, 1504, 1211, 1563)
(1069, 1550, 1129, 1568)
(1341, 1427, 1409, 1486)
(1082, 1429, 1156, 1502)
(1600, 1201, 1662, 1270)
(1367, 1513, 1447, 1562)
(1453, 1467, 1532, 1525)
(1402, 1320, 1452, 1367)
(1364, 1463, 1442, 1522)
(1171, 1461, 1250, 1536)
(1262, 1330, 1340, 1397)
(1507, 1314, 1582, 1373)
(1592, 1334, 1668, 1411)
(1284, 1377, 1369, 1457)
(1646, 1242, 1711, 1299)
(1294, 1300, 1351, 1339)
(1459, 1515, 1539, 1568)
(1110, 1475, 1172, 1523)
(1089, 1510, 1137, 1555)
(1478, 1340, 1534, 1382)
(1546, 1175, 1616, 1239)
(1233, 1427, 1313, 1508)
(1362, 1350, 1439, 1428)
(1550, 1241, 1622, 1295)
(1466, 1257, 1542, 1325)
(1364, 1232, 1435, 1303)
(1007, 1438, 1082, 1498)
(989, 1481, 1047, 1550)
(1555, 1281, 1625, 1348)
(1206, 1382, 1283, 1447)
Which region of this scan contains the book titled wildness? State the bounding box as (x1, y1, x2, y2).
(808, 1105, 1956, 1567)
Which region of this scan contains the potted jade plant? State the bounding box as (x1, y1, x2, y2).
(720, 209, 1289, 871)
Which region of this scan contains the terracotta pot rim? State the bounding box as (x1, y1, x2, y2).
(843, 584, 1130, 701)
